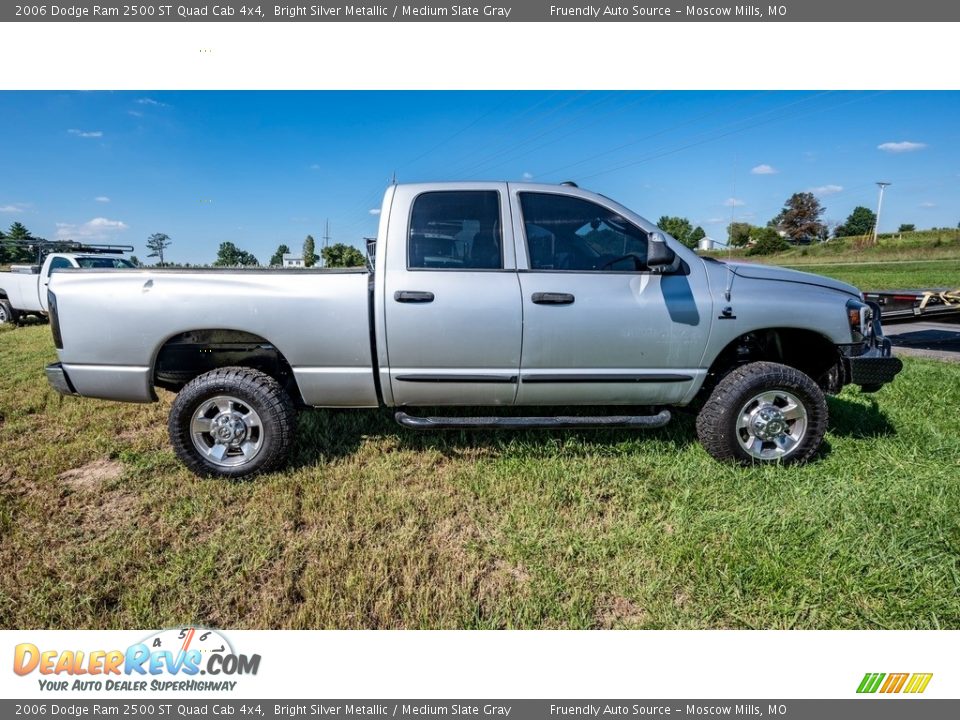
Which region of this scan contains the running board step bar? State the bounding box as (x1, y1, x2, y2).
(394, 409, 671, 430)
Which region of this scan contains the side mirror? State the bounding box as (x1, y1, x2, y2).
(647, 231, 677, 273)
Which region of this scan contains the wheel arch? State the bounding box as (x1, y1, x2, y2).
(703, 326, 842, 393)
(152, 328, 304, 404)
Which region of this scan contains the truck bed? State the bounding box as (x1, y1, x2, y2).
(49, 267, 378, 406)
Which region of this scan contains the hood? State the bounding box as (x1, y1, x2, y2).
(726, 261, 861, 298)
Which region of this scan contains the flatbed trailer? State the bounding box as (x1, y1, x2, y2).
(864, 288, 960, 323)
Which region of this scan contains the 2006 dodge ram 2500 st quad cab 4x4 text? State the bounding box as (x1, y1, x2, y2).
(44, 182, 902, 477)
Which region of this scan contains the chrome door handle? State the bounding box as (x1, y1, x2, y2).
(394, 290, 435, 303)
(532, 292, 575, 305)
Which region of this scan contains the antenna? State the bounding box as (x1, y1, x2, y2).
(322, 219, 331, 249)
(723, 154, 737, 302)
(871, 181, 891, 245)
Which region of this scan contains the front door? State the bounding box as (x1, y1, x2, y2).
(511, 188, 712, 406)
(383, 186, 523, 406)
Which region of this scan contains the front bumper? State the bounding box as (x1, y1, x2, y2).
(841, 302, 903, 391)
(46, 362, 78, 396)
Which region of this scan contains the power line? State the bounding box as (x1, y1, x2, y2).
(576, 92, 884, 183)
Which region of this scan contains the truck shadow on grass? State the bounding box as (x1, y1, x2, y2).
(290, 406, 700, 465)
(288, 395, 896, 468)
(825, 395, 896, 439)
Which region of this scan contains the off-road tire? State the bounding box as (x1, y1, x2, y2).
(696, 361, 828, 465)
(0, 300, 17, 325)
(169, 366, 296, 478)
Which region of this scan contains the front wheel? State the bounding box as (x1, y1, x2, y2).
(168, 367, 297, 478)
(696, 361, 828, 465)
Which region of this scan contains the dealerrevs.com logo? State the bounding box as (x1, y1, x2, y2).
(13, 627, 260, 693)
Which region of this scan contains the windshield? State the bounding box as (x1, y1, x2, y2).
(74, 257, 135, 269)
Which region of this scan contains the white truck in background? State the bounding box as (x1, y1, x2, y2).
(0, 245, 134, 324)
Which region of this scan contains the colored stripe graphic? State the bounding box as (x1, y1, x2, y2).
(857, 673, 885, 693)
(857, 672, 932, 694)
(880, 673, 909, 693)
(904, 673, 934, 694)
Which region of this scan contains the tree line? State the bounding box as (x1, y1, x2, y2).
(1, 225, 367, 269)
(719, 192, 957, 256)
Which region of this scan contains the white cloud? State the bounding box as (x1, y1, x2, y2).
(136, 97, 167, 107)
(68, 128, 103, 138)
(369, 208, 381, 215)
(809, 184, 844, 195)
(723, 197, 745, 207)
(94, 196, 110, 203)
(750, 164, 778, 175)
(877, 141, 927, 153)
(705, 218, 725, 224)
(55, 217, 129, 241)
(0, 203, 27, 213)
(919, 201, 936, 208)
(522, 172, 534, 180)
(309, 164, 322, 170)
(127, 110, 144, 118)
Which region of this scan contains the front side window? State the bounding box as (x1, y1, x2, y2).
(519, 192, 649, 272)
(408, 191, 502, 270)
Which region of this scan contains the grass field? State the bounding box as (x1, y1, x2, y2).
(1, 324, 959, 630)
(782, 259, 960, 292)
(704, 229, 960, 291)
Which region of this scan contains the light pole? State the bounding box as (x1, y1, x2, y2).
(872, 182, 891, 245)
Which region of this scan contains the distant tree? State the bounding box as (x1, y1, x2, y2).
(2, 222, 39, 263)
(129, 255, 141, 267)
(771, 192, 826, 242)
(146, 232, 172, 266)
(835, 206, 876, 238)
(270, 243, 291, 266)
(657, 215, 695, 248)
(689, 226, 706, 248)
(727, 222, 754, 247)
(214, 241, 259, 267)
(320, 242, 366, 268)
(746, 226, 790, 256)
(303, 235, 318, 268)
(898, 223, 916, 233)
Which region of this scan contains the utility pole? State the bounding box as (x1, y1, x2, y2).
(872, 182, 891, 245)
(321, 219, 331, 268)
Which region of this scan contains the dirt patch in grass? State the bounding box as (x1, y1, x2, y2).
(59, 459, 124, 492)
(597, 596, 649, 628)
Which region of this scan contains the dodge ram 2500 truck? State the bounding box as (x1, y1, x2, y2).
(45, 182, 902, 477)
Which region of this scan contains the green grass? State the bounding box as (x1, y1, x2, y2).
(1, 324, 959, 629)
(782, 259, 960, 292)
(702, 227, 960, 290)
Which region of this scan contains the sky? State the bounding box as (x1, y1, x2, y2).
(1, 90, 958, 264)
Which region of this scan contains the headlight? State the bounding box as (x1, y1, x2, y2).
(846, 300, 872, 342)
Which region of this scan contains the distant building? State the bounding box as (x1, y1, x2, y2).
(698, 236, 715, 251)
(282, 253, 304, 268)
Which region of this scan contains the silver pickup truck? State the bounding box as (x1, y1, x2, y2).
(45, 182, 902, 477)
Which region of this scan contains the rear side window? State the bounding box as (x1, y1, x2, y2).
(408, 191, 502, 270)
(47, 257, 73, 275)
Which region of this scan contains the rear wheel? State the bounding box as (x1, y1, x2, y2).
(0, 300, 17, 325)
(696, 361, 827, 465)
(168, 367, 296, 478)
